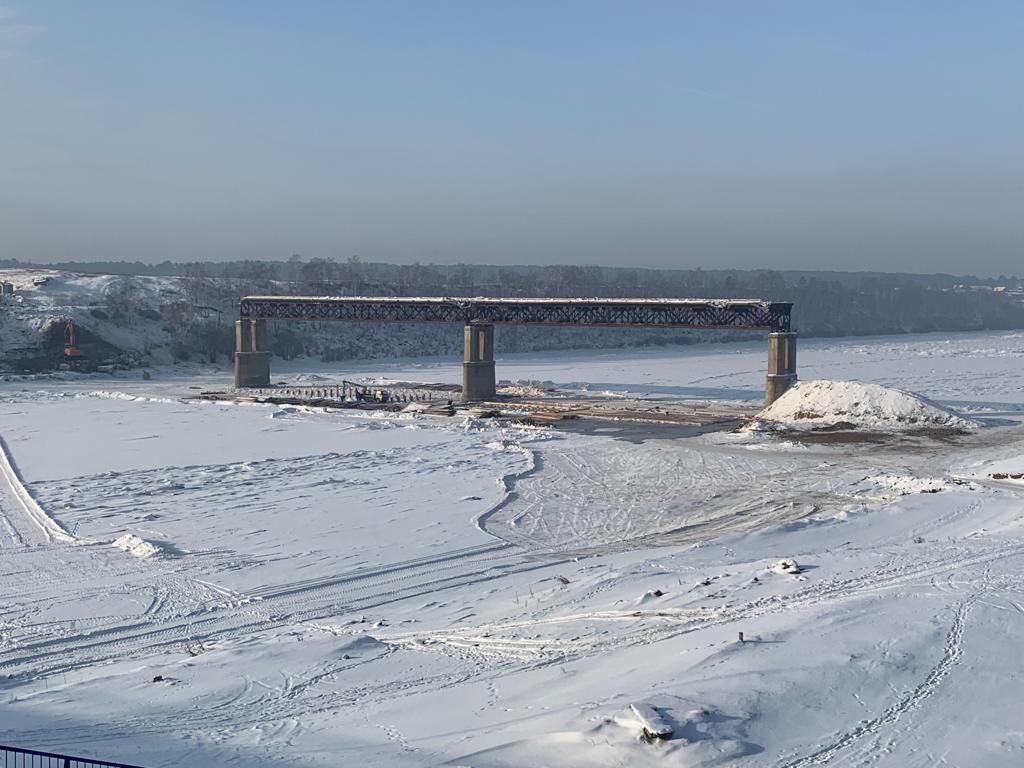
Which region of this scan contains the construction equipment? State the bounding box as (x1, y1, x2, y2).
(63, 319, 84, 358)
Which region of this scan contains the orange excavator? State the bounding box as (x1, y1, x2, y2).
(63, 319, 84, 358)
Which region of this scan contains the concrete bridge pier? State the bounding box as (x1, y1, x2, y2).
(462, 323, 496, 402)
(234, 318, 271, 388)
(765, 332, 797, 406)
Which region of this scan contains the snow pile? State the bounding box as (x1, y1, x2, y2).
(453, 701, 756, 766)
(111, 533, 160, 558)
(485, 439, 529, 452)
(861, 474, 955, 496)
(497, 382, 554, 397)
(747, 380, 977, 432)
(84, 390, 179, 405)
(635, 588, 666, 605)
(769, 558, 802, 575)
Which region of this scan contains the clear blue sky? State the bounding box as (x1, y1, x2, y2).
(1, 1, 1021, 275)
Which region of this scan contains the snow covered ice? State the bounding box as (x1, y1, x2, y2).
(4, 331, 1024, 766)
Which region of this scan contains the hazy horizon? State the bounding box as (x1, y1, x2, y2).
(2, 2, 1022, 277)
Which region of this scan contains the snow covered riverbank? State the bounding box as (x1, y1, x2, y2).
(3, 335, 1024, 766)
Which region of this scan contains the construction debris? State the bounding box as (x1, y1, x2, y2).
(630, 703, 674, 741)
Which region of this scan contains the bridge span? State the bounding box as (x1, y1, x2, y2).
(233, 296, 797, 405)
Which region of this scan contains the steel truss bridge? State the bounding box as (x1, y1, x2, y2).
(239, 296, 793, 332)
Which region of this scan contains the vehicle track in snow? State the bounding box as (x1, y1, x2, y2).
(476, 430, 951, 556)
(15, 523, 991, 689)
(0, 424, 557, 682)
(770, 595, 977, 768)
(844, 563, 1018, 768)
(0, 434, 77, 545)
(383, 542, 1024, 667)
(0, 537, 562, 681)
(22, 539, 1016, 741)
(0, 450, 49, 548)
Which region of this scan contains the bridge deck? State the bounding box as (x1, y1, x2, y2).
(239, 296, 792, 331)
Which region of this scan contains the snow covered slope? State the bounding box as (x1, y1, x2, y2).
(0, 268, 183, 369)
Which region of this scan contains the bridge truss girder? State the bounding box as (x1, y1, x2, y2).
(238, 296, 792, 332)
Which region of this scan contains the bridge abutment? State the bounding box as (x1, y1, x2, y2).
(462, 323, 496, 402)
(234, 319, 271, 388)
(765, 332, 797, 406)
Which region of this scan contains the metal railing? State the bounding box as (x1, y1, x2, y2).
(0, 744, 144, 768)
(246, 379, 457, 402)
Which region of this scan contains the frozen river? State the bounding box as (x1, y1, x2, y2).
(3, 330, 1024, 767)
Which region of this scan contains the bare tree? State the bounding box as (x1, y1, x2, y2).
(105, 277, 144, 325)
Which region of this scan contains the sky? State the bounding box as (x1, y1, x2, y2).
(1, 2, 1022, 275)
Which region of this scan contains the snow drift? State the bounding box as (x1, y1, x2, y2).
(111, 533, 160, 558)
(746, 380, 977, 433)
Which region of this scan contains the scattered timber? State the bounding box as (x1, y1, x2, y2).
(212, 382, 758, 428)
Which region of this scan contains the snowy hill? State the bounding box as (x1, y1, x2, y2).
(0, 269, 185, 372)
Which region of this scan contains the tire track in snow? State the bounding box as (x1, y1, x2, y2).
(249, 541, 514, 600)
(42, 547, 1007, 739)
(386, 543, 1022, 666)
(479, 434, 865, 555)
(5, 521, 1018, 685)
(0, 511, 25, 548)
(0, 433, 78, 545)
(6, 529, 1015, 743)
(771, 596, 977, 768)
(0, 541, 560, 681)
(7, 663, 488, 747)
